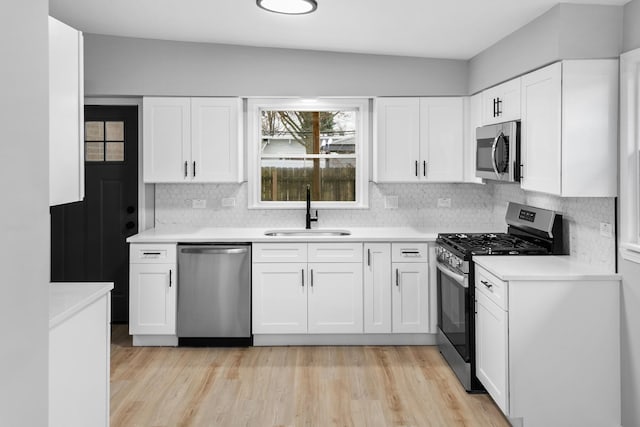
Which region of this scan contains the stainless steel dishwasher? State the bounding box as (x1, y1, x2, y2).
(177, 244, 252, 346)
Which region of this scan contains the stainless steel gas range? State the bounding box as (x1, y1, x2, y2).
(435, 202, 564, 392)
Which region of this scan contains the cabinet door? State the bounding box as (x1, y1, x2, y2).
(464, 94, 483, 183)
(482, 78, 521, 125)
(374, 98, 421, 182)
(475, 290, 509, 415)
(252, 263, 307, 334)
(419, 98, 464, 182)
(191, 98, 242, 183)
(307, 263, 363, 334)
(520, 63, 562, 195)
(364, 243, 392, 333)
(49, 17, 83, 206)
(143, 97, 191, 182)
(129, 263, 176, 335)
(392, 262, 429, 333)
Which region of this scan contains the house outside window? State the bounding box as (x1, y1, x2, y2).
(247, 98, 369, 209)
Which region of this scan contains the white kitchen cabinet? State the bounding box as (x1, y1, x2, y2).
(463, 93, 484, 183)
(49, 284, 112, 427)
(308, 263, 363, 333)
(252, 242, 363, 335)
(474, 261, 620, 427)
(252, 262, 307, 334)
(374, 97, 464, 183)
(49, 16, 84, 206)
(129, 244, 177, 338)
(363, 243, 392, 333)
(143, 97, 242, 183)
(520, 60, 618, 197)
(475, 286, 509, 415)
(481, 77, 521, 125)
(392, 262, 429, 333)
(391, 243, 429, 333)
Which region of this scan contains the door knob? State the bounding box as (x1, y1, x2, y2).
(126, 206, 135, 214)
(126, 221, 135, 229)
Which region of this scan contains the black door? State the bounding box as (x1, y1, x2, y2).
(51, 105, 138, 323)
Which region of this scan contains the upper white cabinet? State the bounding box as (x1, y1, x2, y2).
(49, 17, 84, 206)
(520, 60, 618, 197)
(482, 78, 521, 125)
(143, 97, 242, 183)
(374, 97, 464, 183)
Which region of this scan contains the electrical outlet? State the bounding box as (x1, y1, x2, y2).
(600, 222, 613, 238)
(437, 198, 452, 208)
(222, 197, 236, 207)
(192, 199, 207, 209)
(384, 196, 398, 209)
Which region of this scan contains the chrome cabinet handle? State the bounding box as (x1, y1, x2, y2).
(301, 269, 304, 287)
(395, 269, 399, 287)
(423, 160, 427, 177)
(310, 269, 314, 287)
(169, 269, 172, 287)
(367, 249, 371, 267)
(415, 160, 418, 177)
(193, 161, 196, 178)
(481, 280, 493, 289)
(184, 161, 188, 178)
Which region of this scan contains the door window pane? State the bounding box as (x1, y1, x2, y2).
(85, 121, 104, 141)
(106, 142, 124, 161)
(105, 121, 124, 141)
(86, 142, 104, 162)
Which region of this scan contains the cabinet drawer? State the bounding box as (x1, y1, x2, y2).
(391, 243, 429, 263)
(475, 265, 508, 310)
(253, 243, 307, 263)
(130, 244, 177, 264)
(308, 243, 362, 263)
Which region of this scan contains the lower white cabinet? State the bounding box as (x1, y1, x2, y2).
(252, 262, 307, 334)
(129, 244, 177, 336)
(392, 262, 429, 333)
(252, 243, 364, 334)
(475, 289, 509, 414)
(307, 263, 363, 333)
(363, 243, 392, 333)
(474, 263, 620, 427)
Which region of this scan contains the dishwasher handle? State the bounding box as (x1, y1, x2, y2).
(179, 247, 248, 255)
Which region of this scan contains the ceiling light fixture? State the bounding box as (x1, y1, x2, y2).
(257, 0, 318, 15)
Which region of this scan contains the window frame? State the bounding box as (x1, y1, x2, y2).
(620, 48, 640, 263)
(246, 98, 369, 209)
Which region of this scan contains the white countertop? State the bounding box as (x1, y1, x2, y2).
(49, 282, 114, 329)
(474, 255, 621, 281)
(126, 226, 439, 243)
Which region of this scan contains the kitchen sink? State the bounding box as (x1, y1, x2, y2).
(264, 229, 351, 237)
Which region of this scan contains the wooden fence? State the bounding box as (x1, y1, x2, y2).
(261, 167, 355, 201)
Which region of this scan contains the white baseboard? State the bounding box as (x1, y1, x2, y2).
(132, 335, 178, 347)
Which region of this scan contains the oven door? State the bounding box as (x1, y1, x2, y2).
(436, 261, 471, 362)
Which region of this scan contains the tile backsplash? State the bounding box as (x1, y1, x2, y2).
(155, 181, 616, 271)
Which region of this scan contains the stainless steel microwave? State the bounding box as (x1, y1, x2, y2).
(475, 121, 521, 182)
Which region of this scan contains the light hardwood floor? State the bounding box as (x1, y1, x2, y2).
(111, 326, 510, 427)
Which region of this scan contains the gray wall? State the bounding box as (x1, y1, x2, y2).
(620, 2, 640, 426)
(84, 34, 468, 97)
(0, 0, 49, 425)
(469, 4, 622, 93)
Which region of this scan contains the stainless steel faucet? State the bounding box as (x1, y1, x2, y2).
(305, 185, 318, 229)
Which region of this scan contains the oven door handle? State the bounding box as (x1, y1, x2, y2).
(436, 262, 468, 288)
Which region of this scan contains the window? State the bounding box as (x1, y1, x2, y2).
(85, 120, 125, 162)
(620, 48, 640, 263)
(247, 99, 369, 208)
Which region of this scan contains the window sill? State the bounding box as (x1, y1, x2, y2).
(620, 243, 640, 264)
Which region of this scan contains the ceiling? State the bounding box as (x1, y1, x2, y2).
(49, 0, 629, 60)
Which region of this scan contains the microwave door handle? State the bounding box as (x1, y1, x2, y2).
(491, 133, 501, 178)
